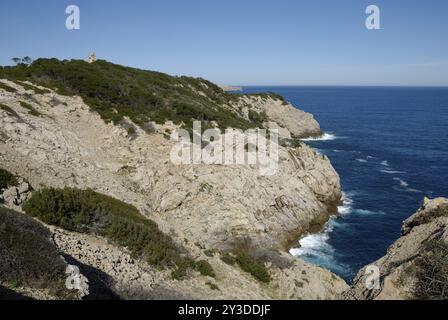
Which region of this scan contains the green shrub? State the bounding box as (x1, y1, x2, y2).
(195, 260, 215, 278)
(22, 187, 213, 279)
(235, 251, 271, 283)
(0, 206, 72, 298)
(0, 82, 16, 93)
(221, 252, 236, 266)
(248, 110, 268, 124)
(413, 240, 448, 300)
(0, 168, 17, 190)
(221, 250, 271, 283)
(19, 101, 41, 116)
(127, 127, 136, 135)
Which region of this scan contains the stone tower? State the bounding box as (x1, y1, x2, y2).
(87, 53, 97, 64)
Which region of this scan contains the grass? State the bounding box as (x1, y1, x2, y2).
(22, 187, 214, 279)
(19, 101, 41, 117)
(0, 58, 285, 132)
(0, 206, 73, 298)
(0, 82, 17, 93)
(0, 168, 17, 190)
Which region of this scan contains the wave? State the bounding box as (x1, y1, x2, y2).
(290, 191, 355, 279)
(301, 132, 337, 141)
(338, 192, 354, 215)
(380, 169, 405, 174)
(381, 160, 389, 167)
(393, 177, 408, 187)
(356, 158, 368, 163)
(354, 209, 386, 216)
(393, 177, 421, 193)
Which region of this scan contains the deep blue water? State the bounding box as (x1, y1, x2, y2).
(242, 86, 448, 282)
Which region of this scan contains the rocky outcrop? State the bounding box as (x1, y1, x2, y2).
(343, 197, 448, 300)
(232, 95, 322, 139)
(0, 178, 32, 210)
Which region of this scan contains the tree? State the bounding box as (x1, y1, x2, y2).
(22, 56, 33, 65)
(11, 57, 21, 65)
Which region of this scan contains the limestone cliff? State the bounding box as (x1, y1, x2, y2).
(0, 78, 347, 299)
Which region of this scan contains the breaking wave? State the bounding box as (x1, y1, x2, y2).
(301, 132, 338, 141)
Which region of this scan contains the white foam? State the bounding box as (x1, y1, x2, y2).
(356, 158, 368, 163)
(354, 209, 386, 216)
(338, 192, 354, 215)
(393, 177, 408, 187)
(380, 169, 405, 174)
(301, 132, 337, 141)
(381, 160, 389, 167)
(393, 178, 422, 193)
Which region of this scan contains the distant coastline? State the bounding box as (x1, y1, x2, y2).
(218, 84, 242, 92)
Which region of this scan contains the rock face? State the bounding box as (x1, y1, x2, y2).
(343, 197, 448, 300)
(0, 79, 347, 300)
(0, 178, 32, 209)
(0, 79, 340, 251)
(234, 95, 323, 139)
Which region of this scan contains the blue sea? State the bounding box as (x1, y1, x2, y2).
(241, 86, 448, 282)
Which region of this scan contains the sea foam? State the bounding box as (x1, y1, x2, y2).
(301, 132, 337, 141)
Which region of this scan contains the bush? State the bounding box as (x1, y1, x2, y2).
(413, 240, 448, 300)
(221, 252, 236, 265)
(0, 206, 71, 297)
(195, 260, 215, 278)
(220, 250, 271, 283)
(0, 168, 17, 190)
(127, 127, 136, 135)
(22, 187, 214, 279)
(235, 251, 271, 283)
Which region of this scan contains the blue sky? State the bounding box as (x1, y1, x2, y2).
(0, 0, 447, 86)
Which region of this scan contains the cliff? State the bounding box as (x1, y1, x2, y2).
(0, 61, 346, 300)
(343, 197, 448, 300)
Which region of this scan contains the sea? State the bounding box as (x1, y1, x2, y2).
(241, 86, 448, 282)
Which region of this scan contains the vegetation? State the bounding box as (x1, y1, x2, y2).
(413, 240, 448, 300)
(0, 82, 17, 93)
(0, 103, 19, 118)
(0, 206, 72, 298)
(22, 187, 214, 279)
(0, 58, 286, 132)
(235, 251, 271, 283)
(19, 101, 41, 117)
(220, 250, 271, 283)
(0, 168, 17, 190)
(15, 81, 51, 95)
(127, 127, 136, 135)
(205, 281, 220, 291)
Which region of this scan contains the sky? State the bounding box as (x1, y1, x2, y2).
(0, 0, 447, 86)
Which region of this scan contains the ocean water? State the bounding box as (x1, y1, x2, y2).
(241, 86, 448, 282)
